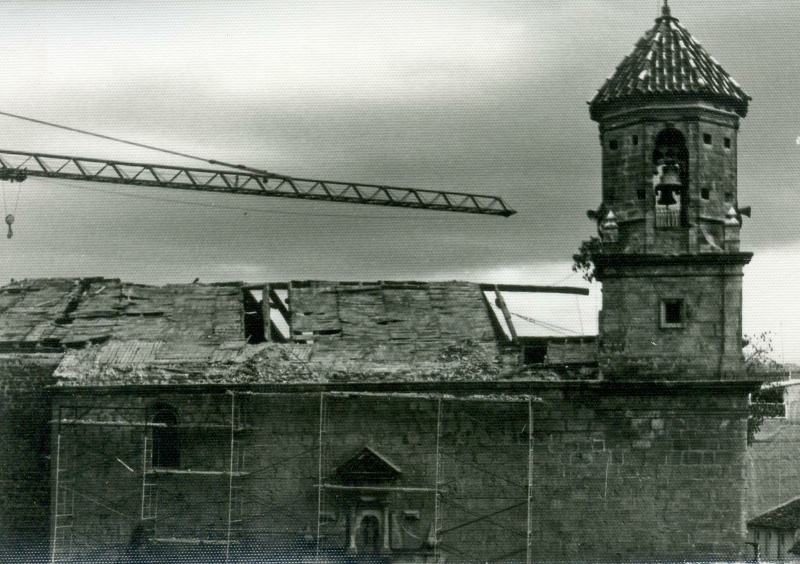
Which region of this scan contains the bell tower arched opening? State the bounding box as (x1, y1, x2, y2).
(652, 128, 689, 228)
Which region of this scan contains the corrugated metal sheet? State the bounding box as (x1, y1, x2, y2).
(155, 342, 215, 363)
(96, 340, 162, 365)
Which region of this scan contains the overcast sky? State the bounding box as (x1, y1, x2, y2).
(0, 1, 799, 361)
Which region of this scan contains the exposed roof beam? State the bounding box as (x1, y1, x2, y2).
(478, 284, 589, 296)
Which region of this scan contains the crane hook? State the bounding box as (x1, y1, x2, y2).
(5, 214, 13, 239)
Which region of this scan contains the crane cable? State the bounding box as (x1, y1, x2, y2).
(0, 109, 271, 175)
(0, 109, 499, 229)
(509, 311, 581, 337)
(0, 108, 276, 240)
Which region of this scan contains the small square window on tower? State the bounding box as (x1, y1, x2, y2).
(609, 139, 619, 150)
(724, 137, 732, 149)
(703, 133, 713, 146)
(637, 188, 646, 200)
(632, 135, 639, 146)
(661, 299, 685, 328)
(701, 188, 710, 200)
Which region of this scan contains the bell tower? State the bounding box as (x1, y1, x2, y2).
(588, 1, 752, 379)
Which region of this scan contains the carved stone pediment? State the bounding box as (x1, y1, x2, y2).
(333, 447, 402, 485)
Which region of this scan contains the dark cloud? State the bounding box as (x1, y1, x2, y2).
(1, 0, 798, 286)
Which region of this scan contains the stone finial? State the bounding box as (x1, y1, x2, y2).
(657, 0, 676, 22)
(725, 206, 740, 227)
(724, 206, 740, 250)
(601, 211, 619, 243)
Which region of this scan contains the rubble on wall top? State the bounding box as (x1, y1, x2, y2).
(53, 339, 514, 386)
(1, 277, 598, 386)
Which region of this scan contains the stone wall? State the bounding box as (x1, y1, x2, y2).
(596, 257, 747, 379)
(0, 354, 60, 561)
(49, 381, 753, 563)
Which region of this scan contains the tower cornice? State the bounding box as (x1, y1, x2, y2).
(594, 251, 753, 272)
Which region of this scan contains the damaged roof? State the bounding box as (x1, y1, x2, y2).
(290, 280, 496, 354)
(0, 278, 243, 349)
(0, 278, 596, 386)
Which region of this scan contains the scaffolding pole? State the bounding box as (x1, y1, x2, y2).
(50, 391, 543, 562)
(141, 436, 151, 518)
(315, 391, 326, 563)
(50, 431, 61, 564)
(526, 398, 534, 564)
(226, 391, 236, 564)
(433, 395, 443, 562)
(237, 390, 542, 403)
(50, 406, 76, 564)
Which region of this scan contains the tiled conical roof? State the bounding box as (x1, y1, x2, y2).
(590, 2, 750, 120)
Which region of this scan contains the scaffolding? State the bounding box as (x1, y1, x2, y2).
(50, 433, 74, 563)
(50, 390, 540, 563)
(434, 395, 443, 563)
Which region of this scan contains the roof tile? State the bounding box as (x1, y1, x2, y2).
(749, 497, 800, 530)
(590, 6, 749, 119)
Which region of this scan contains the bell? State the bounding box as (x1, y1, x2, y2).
(656, 187, 678, 206)
(658, 161, 682, 188)
(655, 160, 681, 206)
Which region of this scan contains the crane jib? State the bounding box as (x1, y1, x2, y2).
(0, 149, 516, 217)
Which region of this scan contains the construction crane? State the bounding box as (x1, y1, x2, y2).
(0, 146, 516, 238)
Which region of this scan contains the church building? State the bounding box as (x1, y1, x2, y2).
(0, 3, 762, 562)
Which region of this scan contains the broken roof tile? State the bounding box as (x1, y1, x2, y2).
(0, 278, 243, 349)
(1, 277, 597, 385)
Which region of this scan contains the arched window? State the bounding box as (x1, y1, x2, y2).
(652, 128, 689, 176)
(653, 128, 689, 227)
(152, 404, 179, 469)
(652, 128, 689, 227)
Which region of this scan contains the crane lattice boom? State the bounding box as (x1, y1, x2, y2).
(0, 149, 515, 216)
